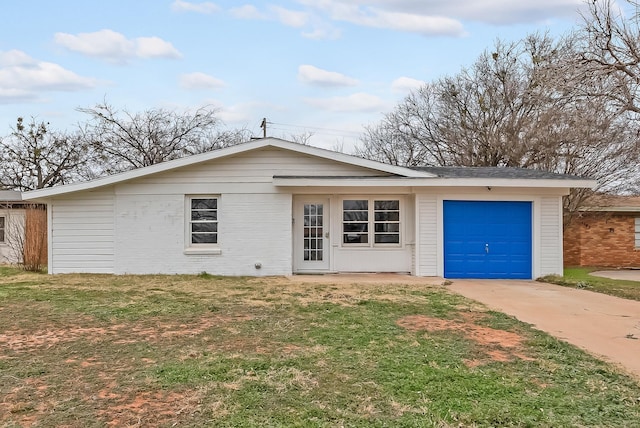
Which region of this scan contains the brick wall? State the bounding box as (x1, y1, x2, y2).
(563, 212, 640, 267)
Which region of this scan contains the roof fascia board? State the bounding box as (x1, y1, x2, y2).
(23, 138, 432, 200)
(272, 177, 597, 189)
(579, 207, 640, 212)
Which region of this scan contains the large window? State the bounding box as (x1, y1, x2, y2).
(342, 199, 400, 246)
(343, 200, 369, 244)
(635, 217, 640, 248)
(189, 197, 218, 245)
(0, 216, 4, 243)
(374, 200, 400, 244)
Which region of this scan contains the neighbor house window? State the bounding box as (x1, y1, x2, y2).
(189, 197, 218, 245)
(0, 216, 5, 243)
(342, 199, 401, 246)
(635, 217, 640, 248)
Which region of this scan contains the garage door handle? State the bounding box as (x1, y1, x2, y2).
(485, 243, 489, 254)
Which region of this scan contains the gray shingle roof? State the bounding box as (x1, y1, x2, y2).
(410, 166, 588, 180)
(0, 190, 22, 201)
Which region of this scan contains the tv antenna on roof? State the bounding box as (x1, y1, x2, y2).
(260, 117, 270, 138)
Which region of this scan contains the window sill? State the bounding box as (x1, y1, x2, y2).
(184, 247, 222, 255)
(341, 245, 403, 249)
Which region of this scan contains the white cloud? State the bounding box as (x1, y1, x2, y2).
(171, 0, 220, 14)
(0, 50, 98, 103)
(298, 65, 358, 87)
(230, 5, 266, 19)
(298, 0, 585, 28)
(297, 0, 465, 36)
(270, 5, 310, 28)
(230, 4, 338, 39)
(301, 25, 342, 40)
(304, 92, 386, 112)
(0, 50, 37, 67)
(179, 72, 226, 90)
(136, 37, 182, 59)
(54, 29, 182, 63)
(391, 76, 425, 93)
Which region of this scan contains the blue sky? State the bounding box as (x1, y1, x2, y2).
(0, 0, 590, 151)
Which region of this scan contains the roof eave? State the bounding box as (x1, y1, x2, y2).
(272, 177, 597, 188)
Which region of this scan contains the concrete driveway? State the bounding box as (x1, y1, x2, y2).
(591, 270, 640, 281)
(448, 280, 640, 379)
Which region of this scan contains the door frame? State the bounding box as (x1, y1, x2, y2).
(293, 196, 331, 273)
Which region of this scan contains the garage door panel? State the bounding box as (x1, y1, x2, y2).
(444, 201, 532, 279)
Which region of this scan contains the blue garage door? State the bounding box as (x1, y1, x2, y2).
(443, 201, 532, 279)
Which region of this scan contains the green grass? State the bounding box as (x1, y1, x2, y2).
(538, 267, 640, 301)
(1, 267, 640, 427)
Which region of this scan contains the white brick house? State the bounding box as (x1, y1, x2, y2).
(23, 138, 594, 278)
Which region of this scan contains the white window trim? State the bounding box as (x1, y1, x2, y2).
(635, 217, 640, 249)
(340, 197, 402, 248)
(184, 195, 221, 255)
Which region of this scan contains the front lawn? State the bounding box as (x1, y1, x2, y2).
(1, 267, 639, 427)
(538, 267, 640, 301)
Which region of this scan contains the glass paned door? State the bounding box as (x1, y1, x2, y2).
(303, 203, 324, 261)
(295, 198, 330, 271)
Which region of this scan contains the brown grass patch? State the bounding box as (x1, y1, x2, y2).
(0, 314, 252, 352)
(397, 314, 535, 367)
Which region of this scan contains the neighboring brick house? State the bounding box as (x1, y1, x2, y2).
(564, 195, 640, 267)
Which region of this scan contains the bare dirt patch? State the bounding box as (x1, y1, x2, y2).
(98, 390, 201, 427)
(0, 314, 252, 352)
(397, 314, 535, 367)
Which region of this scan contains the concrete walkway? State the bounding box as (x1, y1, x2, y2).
(448, 280, 640, 379)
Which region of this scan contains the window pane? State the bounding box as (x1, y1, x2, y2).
(343, 233, 368, 244)
(0, 217, 4, 228)
(343, 200, 368, 210)
(375, 234, 400, 244)
(192, 222, 218, 233)
(192, 210, 217, 221)
(374, 212, 399, 221)
(375, 223, 400, 233)
(0, 230, 4, 242)
(343, 211, 368, 221)
(192, 233, 217, 244)
(192, 199, 217, 210)
(375, 200, 399, 210)
(344, 223, 368, 233)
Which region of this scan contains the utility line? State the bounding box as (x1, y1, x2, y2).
(269, 121, 362, 137)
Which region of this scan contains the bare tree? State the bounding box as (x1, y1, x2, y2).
(77, 103, 248, 174)
(356, 32, 640, 220)
(6, 205, 47, 271)
(580, 0, 640, 115)
(356, 33, 640, 204)
(0, 117, 92, 191)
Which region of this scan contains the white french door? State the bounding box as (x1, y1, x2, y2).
(294, 198, 330, 272)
